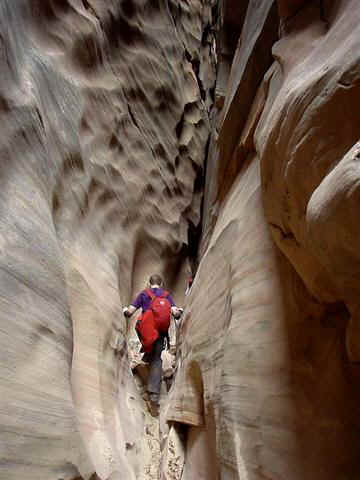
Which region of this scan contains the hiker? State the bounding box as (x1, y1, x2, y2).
(123, 274, 182, 406)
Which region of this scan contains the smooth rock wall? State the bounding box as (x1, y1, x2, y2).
(258, 0, 360, 358)
(166, 0, 360, 479)
(0, 1, 216, 478)
(168, 156, 303, 479)
(2, 0, 360, 478)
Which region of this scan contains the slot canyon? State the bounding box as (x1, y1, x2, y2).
(0, 0, 359, 479)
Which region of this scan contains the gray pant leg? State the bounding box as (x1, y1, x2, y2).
(147, 336, 164, 395)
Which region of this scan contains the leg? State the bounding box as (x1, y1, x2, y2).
(147, 336, 164, 396)
(141, 351, 152, 364)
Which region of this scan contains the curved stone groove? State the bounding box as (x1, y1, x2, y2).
(0, 0, 216, 478)
(1, 1, 360, 479)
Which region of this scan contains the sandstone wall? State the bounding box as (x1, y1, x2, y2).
(0, 1, 216, 479)
(1, 0, 360, 479)
(167, 0, 360, 479)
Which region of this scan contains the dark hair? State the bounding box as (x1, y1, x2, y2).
(149, 274, 163, 286)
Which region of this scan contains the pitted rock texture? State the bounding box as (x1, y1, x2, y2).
(0, 1, 216, 479)
(2, 0, 360, 479)
(166, 0, 360, 479)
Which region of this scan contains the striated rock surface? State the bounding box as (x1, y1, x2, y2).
(168, 155, 302, 479)
(1, 0, 360, 479)
(167, 0, 360, 479)
(0, 1, 216, 479)
(259, 0, 360, 358)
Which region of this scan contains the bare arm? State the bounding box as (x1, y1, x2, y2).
(123, 290, 145, 317)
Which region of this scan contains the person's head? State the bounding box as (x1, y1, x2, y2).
(149, 274, 163, 287)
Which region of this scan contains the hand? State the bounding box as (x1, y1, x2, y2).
(172, 307, 183, 319)
(123, 307, 131, 318)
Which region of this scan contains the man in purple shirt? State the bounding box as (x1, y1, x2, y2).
(123, 274, 182, 407)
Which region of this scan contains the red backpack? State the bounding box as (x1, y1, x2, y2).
(135, 309, 159, 353)
(145, 288, 171, 333)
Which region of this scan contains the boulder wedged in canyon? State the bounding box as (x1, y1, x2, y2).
(0, 0, 216, 478)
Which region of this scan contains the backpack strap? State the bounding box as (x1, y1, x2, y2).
(146, 288, 169, 299)
(145, 288, 156, 300)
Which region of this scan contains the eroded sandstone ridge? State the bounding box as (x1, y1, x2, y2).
(0, 1, 216, 478)
(1, 0, 360, 479)
(168, 0, 360, 479)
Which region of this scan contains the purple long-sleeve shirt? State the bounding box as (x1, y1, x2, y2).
(131, 288, 175, 313)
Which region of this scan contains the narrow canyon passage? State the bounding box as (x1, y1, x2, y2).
(0, 1, 360, 480)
